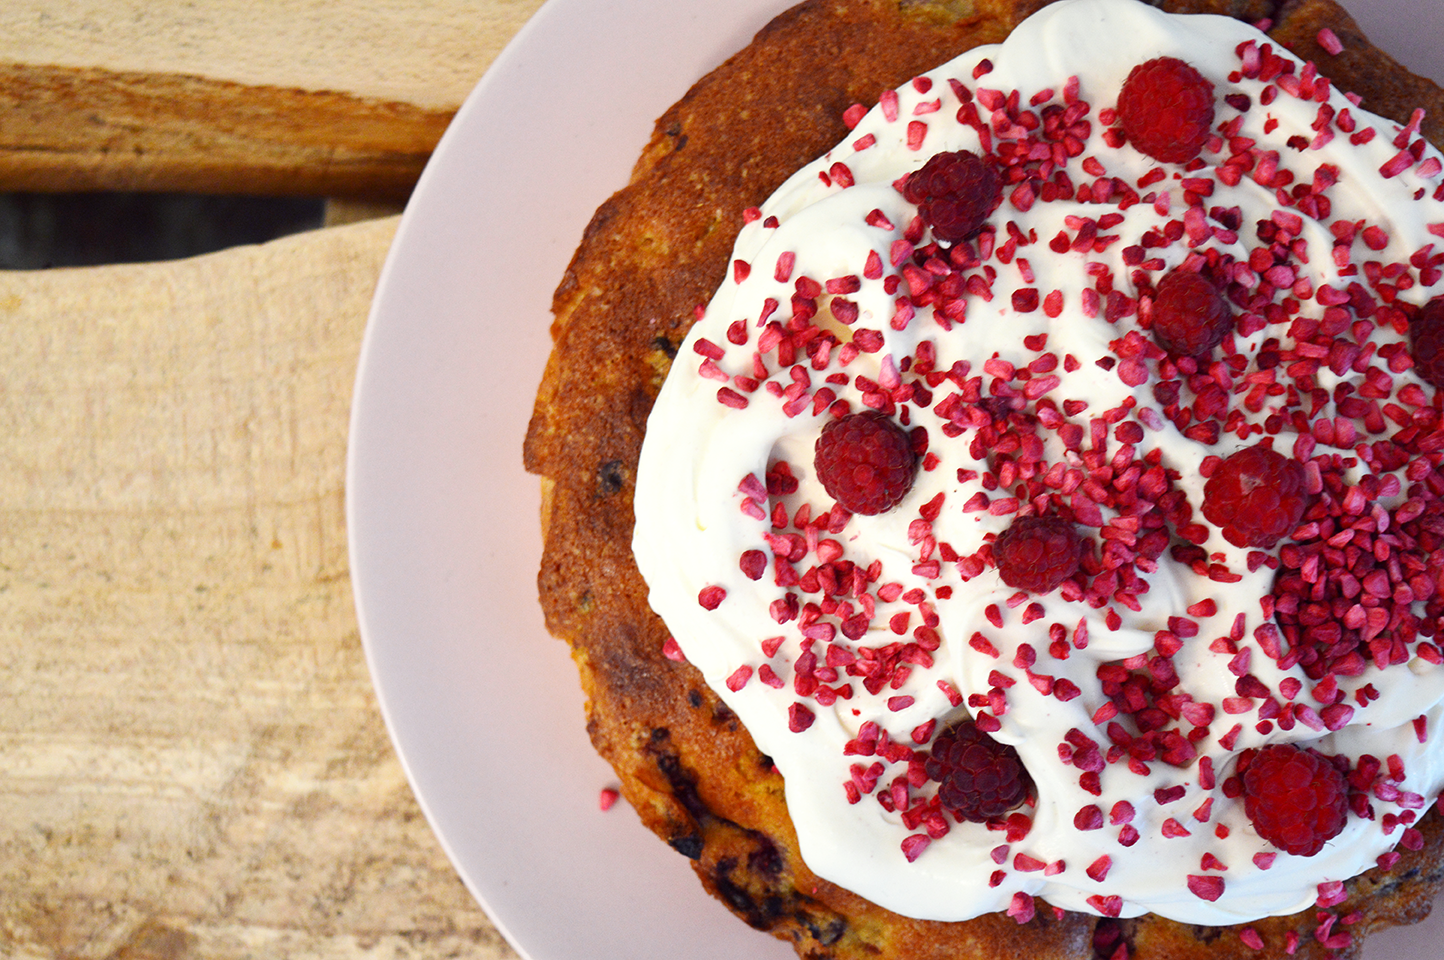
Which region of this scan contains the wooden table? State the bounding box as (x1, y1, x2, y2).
(0, 3, 545, 956)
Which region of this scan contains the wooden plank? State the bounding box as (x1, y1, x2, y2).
(0, 0, 546, 198)
(0, 220, 518, 959)
(0, 64, 448, 199)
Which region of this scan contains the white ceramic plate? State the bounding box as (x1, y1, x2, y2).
(347, 1, 1442, 958)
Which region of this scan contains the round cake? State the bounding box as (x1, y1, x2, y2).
(525, 0, 1444, 956)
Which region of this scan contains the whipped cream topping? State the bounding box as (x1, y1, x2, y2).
(633, 0, 1444, 926)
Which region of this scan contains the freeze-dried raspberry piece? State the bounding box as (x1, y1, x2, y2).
(1241, 744, 1348, 857)
(926, 720, 1032, 821)
(1410, 297, 1444, 389)
(1201, 445, 1310, 548)
(993, 515, 1082, 593)
(901, 150, 1002, 243)
(1117, 57, 1216, 163)
(1150, 268, 1233, 356)
(813, 411, 917, 515)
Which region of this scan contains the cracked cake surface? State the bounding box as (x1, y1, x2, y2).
(524, 1, 1444, 956)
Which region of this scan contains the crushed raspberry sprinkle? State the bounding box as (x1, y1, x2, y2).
(1201, 446, 1310, 548)
(925, 720, 1033, 821)
(698, 585, 728, 610)
(814, 411, 919, 515)
(1117, 57, 1216, 163)
(992, 515, 1083, 593)
(1241, 744, 1348, 856)
(901, 150, 1002, 243)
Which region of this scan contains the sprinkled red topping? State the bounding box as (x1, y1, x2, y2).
(698, 585, 728, 610)
(1241, 744, 1348, 856)
(1201, 445, 1310, 548)
(1087, 894, 1123, 918)
(814, 411, 918, 515)
(992, 515, 1083, 593)
(901, 833, 931, 862)
(1187, 874, 1225, 901)
(1149, 267, 1233, 356)
(1116, 57, 1216, 163)
(1271, 466, 1444, 681)
(925, 720, 1032, 822)
(1006, 892, 1036, 924)
(901, 150, 1003, 243)
(1317, 27, 1344, 56)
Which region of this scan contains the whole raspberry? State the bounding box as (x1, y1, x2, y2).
(813, 411, 917, 515)
(925, 720, 1032, 822)
(1117, 57, 1216, 164)
(1241, 744, 1348, 857)
(1409, 297, 1444, 389)
(1201, 445, 1310, 548)
(992, 515, 1082, 593)
(1150, 268, 1233, 356)
(901, 150, 1002, 243)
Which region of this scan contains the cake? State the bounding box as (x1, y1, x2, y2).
(524, 1, 1444, 957)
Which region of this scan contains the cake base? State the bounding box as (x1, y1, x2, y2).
(524, 1, 1444, 956)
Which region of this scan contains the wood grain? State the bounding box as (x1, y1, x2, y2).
(0, 63, 449, 200)
(0, 0, 546, 198)
(0, 218, 519, 960)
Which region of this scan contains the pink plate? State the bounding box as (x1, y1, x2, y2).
(347, 1, 1442, 957)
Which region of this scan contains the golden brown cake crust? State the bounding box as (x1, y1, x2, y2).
(523, 2, 1444, 957)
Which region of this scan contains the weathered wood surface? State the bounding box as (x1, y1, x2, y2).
(0, 0, 546, 198)
(0, 217, 519, 960)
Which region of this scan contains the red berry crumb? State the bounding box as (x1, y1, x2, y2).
(1409, 297, 1444, 389)
(1151, 268, 1233, 356)
(993, 515, 1082, 593)
(1201, 445, 1310, 548)
(925, 720, 1032, 821)
(1117, 57, 1216, 164)
(814, 411, 917, 515)
(1241, 744, 1348, 857)
(901, 150, 1002, 243)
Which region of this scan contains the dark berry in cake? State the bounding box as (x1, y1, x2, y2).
(1201, 445, 1310, 548)
(1241, 744, 1348, 857)
(1409, 297, 1444, 389)
(813, 411, 917, 515)
(901, 150, 1002, 243)
(1117, 56, 1216, 163)
(993, 515, 1082, 593)
(926, 720, 1032, 822)
(1150, 267, 1233, 356)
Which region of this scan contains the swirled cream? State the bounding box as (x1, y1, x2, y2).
(633, 0, 1444, 927)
